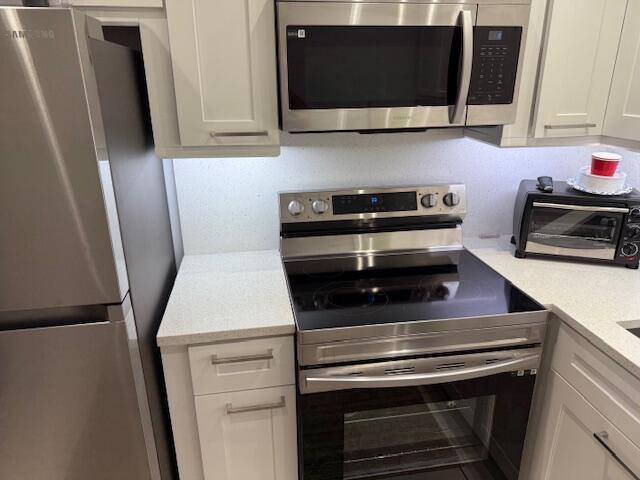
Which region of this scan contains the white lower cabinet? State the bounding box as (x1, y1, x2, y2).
(195, 385, 297, 480)
(161, 335, 298, 480)
(528, 371, 640, 480)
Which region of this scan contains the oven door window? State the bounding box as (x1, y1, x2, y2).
(286, 26, 462, 110)
(300, 373, 535, 480)
(525, 205, 624, 259)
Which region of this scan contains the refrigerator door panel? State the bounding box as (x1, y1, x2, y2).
(0, 320, 152, 480)
(0, 7, 123, 313)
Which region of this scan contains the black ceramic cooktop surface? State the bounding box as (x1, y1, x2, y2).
(284, 249, 544, 332)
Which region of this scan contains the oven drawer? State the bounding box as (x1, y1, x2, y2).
(189, 336, 295, 395)
(551, 324, 640, 448)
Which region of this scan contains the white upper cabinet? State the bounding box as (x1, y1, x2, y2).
(164, 0, 279, 148)
(532, 0, 627, 138)
(603, 0, 640, 142)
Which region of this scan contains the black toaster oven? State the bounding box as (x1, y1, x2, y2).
(513, 180, 640, 269)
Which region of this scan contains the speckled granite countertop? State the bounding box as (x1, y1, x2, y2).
(466, 236, 640, 379)
(157, 250, 294, 347)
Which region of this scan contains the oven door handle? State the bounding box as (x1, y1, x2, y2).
(450, 9, 473, 125)
(303, 352, 539, 393)
(532, 202, 629, 214)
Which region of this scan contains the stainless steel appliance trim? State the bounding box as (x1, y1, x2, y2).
(277, 0, 530, 3)
(544, 123, 598, 129)
(297, 309, 548, 345)
(593, 432, 640, 480)
(525, 241, 616, 260)
(281, 227, 463, 260)
(211, 350, 274, 365)
(450, 9, 473, 124)
(298, 319, 547, 366)
(226, 396, 286, 415)
(532, 202, 629, 214)
(277, 2, 476, 132)
(279, 184, 467, 224)
(299, 347, 541, 393)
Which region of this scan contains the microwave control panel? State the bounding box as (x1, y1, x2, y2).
(467, 26, 522, 105)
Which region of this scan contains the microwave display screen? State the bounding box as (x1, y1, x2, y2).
(333, 192, 417, 214)
(488, 30, 503, 41)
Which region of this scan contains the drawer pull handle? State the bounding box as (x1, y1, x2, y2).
(544, 123, 597, 130)
(210, 130, 269, 137)
(226, 396, 286, 415)
(211, 350, 274, 365)
(594, 431, 640, 480)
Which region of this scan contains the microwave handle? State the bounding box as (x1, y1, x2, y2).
(450, 9, 474, 124)
(304, 351, 539, 391)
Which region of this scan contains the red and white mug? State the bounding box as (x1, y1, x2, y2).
(591, 152, 622, 177)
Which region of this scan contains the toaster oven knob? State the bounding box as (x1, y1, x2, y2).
(287, 200, 305, 216)
(443, 192, 460, 207)
(621, 243, 639, 257)
(630, 208, 640, 219)
(421, 194, 438, 208)
(312, 199, 329, 215)
(626, 225, 640, 240)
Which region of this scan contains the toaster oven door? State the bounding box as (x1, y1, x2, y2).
(525, 202, 628, 260)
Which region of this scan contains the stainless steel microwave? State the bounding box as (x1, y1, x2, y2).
(276, 0, 530, 133)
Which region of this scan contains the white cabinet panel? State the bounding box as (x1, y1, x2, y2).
(533, 0, 627, 138)
(528, 371, 640, 480)
(188, 336, 295, 396)
(61, 0, 162, 6)
(604, 0, 640, 141)
(194, 386, 297, 480)
(165, 0, 279, 147)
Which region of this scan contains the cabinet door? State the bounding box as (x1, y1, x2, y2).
(532, 0, 627, 138)
(60, 0, 162, 6)
(194, 386, 297, 480)
(165, 0, 279, 147)
(527, 372, 640, 480)
(603, 0, 640, 141)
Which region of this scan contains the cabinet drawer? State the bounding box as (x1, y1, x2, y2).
(189, 336, 294, 395)
(194, 386, 297, 480)
(552, 324, 640, 448)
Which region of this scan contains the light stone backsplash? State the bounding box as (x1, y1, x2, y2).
(172, 130, 640, 255)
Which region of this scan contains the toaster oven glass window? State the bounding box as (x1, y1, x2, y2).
(526, 205, 624, 257)
(286, 26, 462, 110)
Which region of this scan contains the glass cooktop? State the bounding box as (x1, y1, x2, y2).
(284, 249, 544, 332)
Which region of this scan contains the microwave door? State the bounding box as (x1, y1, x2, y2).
(525, 203, 628, 260)
(277, 2, 477, 132)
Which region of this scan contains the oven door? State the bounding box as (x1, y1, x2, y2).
(298, 348, 540, 480)
(277, 2, 476, 132)
(524, 202, 629, 260)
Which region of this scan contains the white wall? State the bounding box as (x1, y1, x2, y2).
(172, 130, 640, 255)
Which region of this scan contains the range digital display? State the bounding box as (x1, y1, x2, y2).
(332, 191, 417, 215)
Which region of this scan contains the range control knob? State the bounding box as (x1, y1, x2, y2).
(443, 192, 461, 207)
(421, 194, 438, 208)
(287, 200, 305, 216)
(626, 225, 640, 240)
(621, 243, 639, 257)
(312, 199, 329, 215)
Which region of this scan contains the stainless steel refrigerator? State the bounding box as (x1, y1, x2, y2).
(0, 6, 179, 480)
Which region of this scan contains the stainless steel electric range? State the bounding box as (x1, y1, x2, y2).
(279, 185, 548, 480)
